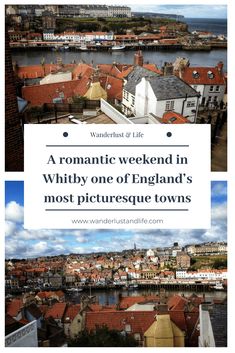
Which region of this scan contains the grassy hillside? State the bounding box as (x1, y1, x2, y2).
(55, 16, 186, 34)
(190, 255, 227, 270)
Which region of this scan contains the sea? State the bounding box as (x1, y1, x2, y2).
(11, 18, 227, 70)
(184, 18, 227, 37)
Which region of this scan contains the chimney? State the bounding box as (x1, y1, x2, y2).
(134, 50, 143, 66)
(163, 62, 174, 76)
(217, 61, 223, 74)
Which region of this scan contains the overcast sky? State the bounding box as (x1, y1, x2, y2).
(5, 181, 227, 259)
(128, 4, 227, 18)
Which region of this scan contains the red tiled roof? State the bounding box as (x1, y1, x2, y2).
(167, 295, 188, 311)
(169, 311, 187, 331)
(100, 75, 123, 100)
(119, 296, 159, 310)
(36, 290, 64, 299)
(17, 64, 76, 79)
(117, 66, 133, 79)
(89, 304, 117, 312)
(85, 311, 156, 335)
(143, 64, 162, 75)
(72, 63, 94, 80)
(63, 304, 81, 323)
(44, 302, 67, 320)
(180, 64, 225, 85)
(22, 78, 90, 106)
(117, 64, 161, 79)
(97, 64, 121, 77)
(7, 298, 23, 317)
(162, 111, 190, 124)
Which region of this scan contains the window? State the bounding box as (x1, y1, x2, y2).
(186, 101, 195, 107)
(213, 96, 218, 102)
(209, 86, 214, 92)
(126, 92, 129, 101)
(208, 96, 212, 102)
(131, 96, 135, 107)
(193, 85, 197, 90)
(215, 85, 220, 92)
(125, 324, 131, 332)
(192, 70, 199, 78)
(207, 71, 214, 79)
(165, 100, 175, 111)
(134, 333, 141, 341)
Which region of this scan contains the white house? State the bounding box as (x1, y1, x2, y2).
(180, 62, 226, 107)
(176, 269, 227, 281)
(122, 66, 159, 117)
(136, 76, 199, 122)
(43, 29, 55, 41)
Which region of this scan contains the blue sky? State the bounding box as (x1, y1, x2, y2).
(128, 4, 227, 18)
(5, 181, 227, 259)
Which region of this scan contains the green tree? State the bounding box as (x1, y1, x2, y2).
(212, 259, 227, 269)
(68, 326, 137, 347)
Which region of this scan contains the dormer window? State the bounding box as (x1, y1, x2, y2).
(192, 70, 199, 78)
(207, 71, 214, 79)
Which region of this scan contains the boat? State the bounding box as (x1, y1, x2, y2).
(210, 282, 224, 290)
(79, 44, 88, 51)
(67, 287, 83, 292)
(111, 44, 126, 51)
(123, 284, 138, 290)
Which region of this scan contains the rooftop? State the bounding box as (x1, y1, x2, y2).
(124, 66, 159, 95)
(180, 63, 225, 85)
(147, 75, 199, 100)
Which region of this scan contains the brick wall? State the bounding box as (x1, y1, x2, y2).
(5, 28, 24, 171)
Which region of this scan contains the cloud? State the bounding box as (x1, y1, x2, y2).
(5, 221, 17, 237)
(129, 4, 227, 18)
(5, 181, 227, 258)
(5, 201, 24, 223)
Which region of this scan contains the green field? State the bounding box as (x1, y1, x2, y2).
(190, 255, 227, 270)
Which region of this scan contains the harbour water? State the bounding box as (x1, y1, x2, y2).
(11, 17, 227, 69)
(12, 48, 227, 71)
(66, 288, 227, 305)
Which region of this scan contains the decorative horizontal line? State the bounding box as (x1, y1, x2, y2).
(45, 209, 189, 212)
(46, 145, 189, 148)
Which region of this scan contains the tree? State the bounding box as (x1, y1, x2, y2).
(212, 258, 227, 269)
(68, 326, 137, 347)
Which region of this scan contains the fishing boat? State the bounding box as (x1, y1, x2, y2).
(210, 281, 224, 290)
(79, 44, 88, 51)
(111, 44, 125, 50)
(67, 287, 83, 292)
(123, 284, 138, 290)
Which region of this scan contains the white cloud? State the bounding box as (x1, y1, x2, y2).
(211, 202, 227, 221)
(5, 201, 24, 223)
(5, 221, 17, 237)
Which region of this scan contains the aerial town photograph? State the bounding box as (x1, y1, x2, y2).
(5, 3, 227, 172)
(5, 180, 227, 347)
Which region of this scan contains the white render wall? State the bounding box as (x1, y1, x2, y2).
(122, 89, 136, 116)
(190, 84, 204, 104)
(135, 78, 198, 122)
(203, 84, 226, 104)
(176, 270, 227, 280)
(135, 79, 157, 117)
